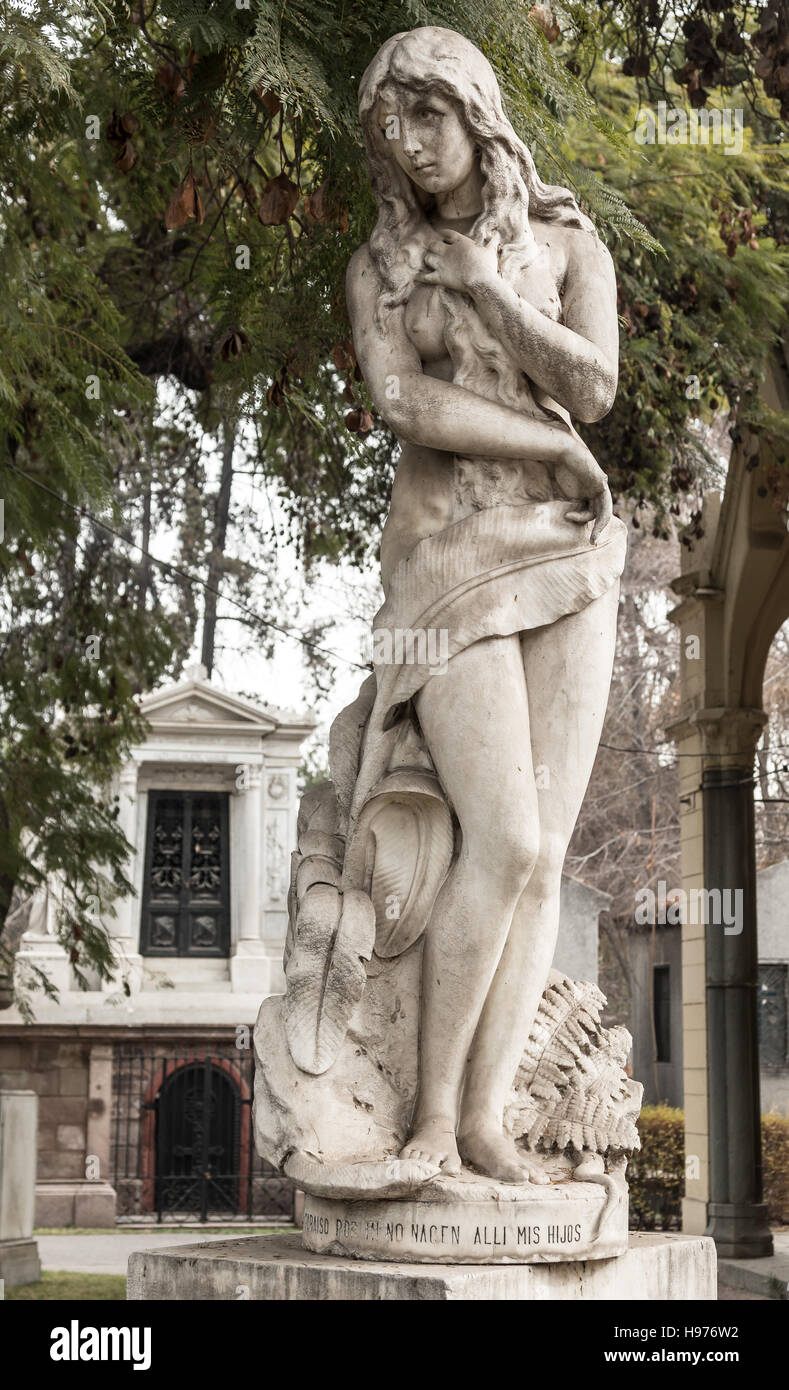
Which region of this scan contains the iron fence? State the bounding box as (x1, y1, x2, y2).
(111, 1040, 293, 1223)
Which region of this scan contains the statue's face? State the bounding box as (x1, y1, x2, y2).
(377, 86, 477, 197)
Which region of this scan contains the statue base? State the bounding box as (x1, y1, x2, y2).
(127, 1231, 717, 1301)
(302, 1169, 628, 1263)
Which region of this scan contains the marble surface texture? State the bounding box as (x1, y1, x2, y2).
(253, 25, 640, 1264)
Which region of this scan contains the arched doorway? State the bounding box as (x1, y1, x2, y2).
(155, 1060, 241, 1219)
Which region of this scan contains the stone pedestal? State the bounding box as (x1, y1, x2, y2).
(127, 1231, 716, 1301)
(301, 1171, 628, 1263)
(0, 1090, 41, 1288)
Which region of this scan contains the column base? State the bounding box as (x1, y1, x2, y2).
(705, 1201, 774, 1258)
(229, 943, 271, 994)
(104, 951, 143, 994)
(35, 1179, 117, 1228)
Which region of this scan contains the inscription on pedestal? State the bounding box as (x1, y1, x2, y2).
(302, 1186, 628, 1265)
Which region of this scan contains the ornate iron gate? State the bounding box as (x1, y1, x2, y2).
(140, 792, 231, 958)
(111, 1041, 293, 1223)
(154, 1059, 240, 1218)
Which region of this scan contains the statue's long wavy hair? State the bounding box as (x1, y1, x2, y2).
(359, 27, 595, 424)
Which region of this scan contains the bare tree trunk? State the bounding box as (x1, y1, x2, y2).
(0, 796, 17, 935)
(136, 471, 152, 618)
(200, 422, 235, 677)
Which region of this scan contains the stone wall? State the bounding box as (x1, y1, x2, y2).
(0, 1027, 293, 1225)
(0, 1037, 89, 1182)
(0, 1035, 116, 1225)
(629, 923, 684, 1108)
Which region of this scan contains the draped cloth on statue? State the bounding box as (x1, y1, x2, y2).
(338, 500, 628, 856)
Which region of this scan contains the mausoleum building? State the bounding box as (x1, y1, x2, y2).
(0, 666, 313, 1227)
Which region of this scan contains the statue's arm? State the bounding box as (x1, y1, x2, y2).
(432, 231, 619, 424)
(347, 246, 595, 467)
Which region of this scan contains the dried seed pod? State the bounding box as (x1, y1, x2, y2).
(259, 172, 300, 225)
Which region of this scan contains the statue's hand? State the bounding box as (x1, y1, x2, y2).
(416, 229, 498, 294)
(554, 437, 613, 544)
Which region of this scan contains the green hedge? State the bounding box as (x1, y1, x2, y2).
(627, 1105, 789, 1230)
(763, 1112, 789, 1226)
(628, 1104, 685, 1230)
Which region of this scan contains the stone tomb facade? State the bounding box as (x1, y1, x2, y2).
(17, 665, 314, 1002)
(0, 666, 314, 1226)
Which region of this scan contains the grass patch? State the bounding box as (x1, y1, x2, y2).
(35, 1226, 292, 1236)
(6, 1271, 127, 1301)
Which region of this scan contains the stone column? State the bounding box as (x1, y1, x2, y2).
(240, 768, 263, 942)
(76, 1044, 117, 1227)
(0, 1090, 41, 1287)
(262, 769, 294, 995)
(696, 707, 773, 1257)
(230, 767, 268, 993)
(106, 759, 143, 992)
(668, 710, 710, 1235)
(112, 760, 139, 944)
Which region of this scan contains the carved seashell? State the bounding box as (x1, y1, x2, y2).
(344, 768, 454, 958)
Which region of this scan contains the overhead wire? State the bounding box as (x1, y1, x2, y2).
(9, 463, 789, 777)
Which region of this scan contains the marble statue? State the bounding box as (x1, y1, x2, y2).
(254, 25, 642, 1263)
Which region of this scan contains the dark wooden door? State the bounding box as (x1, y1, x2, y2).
(141, 792, 230, 957)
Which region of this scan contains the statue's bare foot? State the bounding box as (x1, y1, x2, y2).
(400, 1117, 461, 1175)
(457, 1124, 550, 1184)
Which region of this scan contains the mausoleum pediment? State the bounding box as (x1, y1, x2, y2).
(151, 693, 266, 727)
(141, 666, 279, 733)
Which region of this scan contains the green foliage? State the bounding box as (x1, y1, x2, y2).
(8, 0, 785, 553)
(562, 2, 789, 127)
(41, 0, 655, 558)
(629, 1104, 789, 1228)
(5, 1270, 128, 1301)
(0, 5, 191, 996)
(628, 1103, 686, 1230)
(0, 496, 182, 1004)
(763, 1109, 789, 1225)
(566, 66, 789, 534)
(3, 0, 789, 990)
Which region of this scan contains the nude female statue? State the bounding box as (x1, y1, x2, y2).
(342, 27, 626, 1185)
